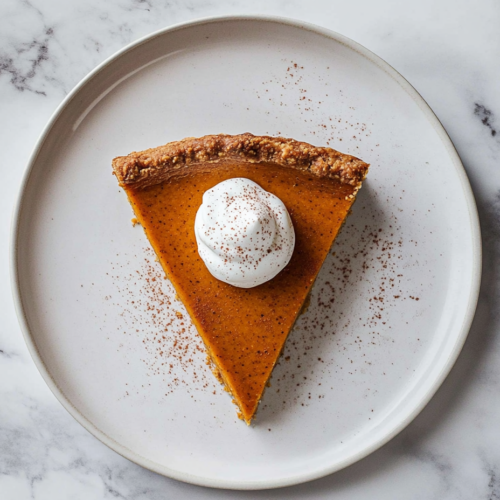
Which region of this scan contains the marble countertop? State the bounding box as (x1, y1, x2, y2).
(1, 0, 499, 498)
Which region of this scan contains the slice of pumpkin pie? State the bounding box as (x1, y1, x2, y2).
(112, 133, 369, 424)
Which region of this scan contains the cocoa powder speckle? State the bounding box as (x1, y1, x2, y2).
(109, 247, 220, 399)
(257, 60, 373, 151)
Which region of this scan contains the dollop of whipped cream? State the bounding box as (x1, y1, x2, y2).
(194, 178, 295, 288)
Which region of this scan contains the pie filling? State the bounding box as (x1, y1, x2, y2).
(124, 161, 357, 422)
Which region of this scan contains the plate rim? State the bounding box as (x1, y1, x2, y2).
(9, 14, 482, 490)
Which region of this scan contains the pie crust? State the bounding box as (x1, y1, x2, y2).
(112, 133, 368, 191)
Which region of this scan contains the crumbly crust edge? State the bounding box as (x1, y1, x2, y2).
(111, 133, 369, 190)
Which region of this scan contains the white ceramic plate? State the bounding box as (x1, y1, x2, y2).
(11, 16, 481, 489)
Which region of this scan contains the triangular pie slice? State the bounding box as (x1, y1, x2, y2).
(112, 133, 369, 424)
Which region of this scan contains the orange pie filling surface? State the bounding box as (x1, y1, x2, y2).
(124, 161, 357, 423)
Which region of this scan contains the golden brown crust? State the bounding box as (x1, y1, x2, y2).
(112, 133, 369, 190)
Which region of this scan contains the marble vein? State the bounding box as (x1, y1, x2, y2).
(475, 104, 498, 138)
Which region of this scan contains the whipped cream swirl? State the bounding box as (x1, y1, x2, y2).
(194, 178, 295, 288)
